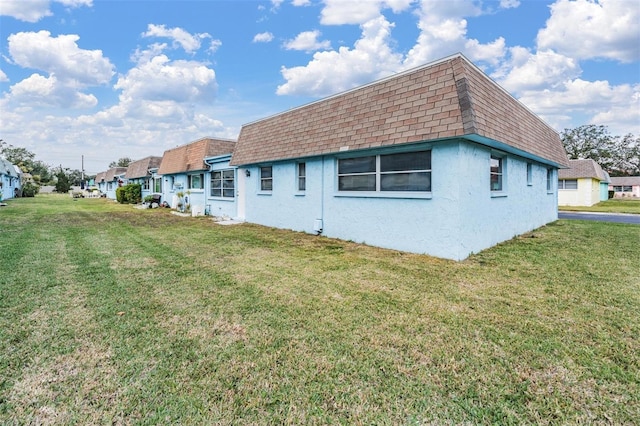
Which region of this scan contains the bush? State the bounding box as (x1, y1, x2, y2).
(21, 182, 40, 197)
(116, 184, 142, 204)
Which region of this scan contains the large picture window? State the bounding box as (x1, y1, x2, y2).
(211, 169, 235, 198)
(260, 166, 273, 191)
(490, 155, 503, 191)
(558, 179, 578, 190)
(338, 151, 431, 192)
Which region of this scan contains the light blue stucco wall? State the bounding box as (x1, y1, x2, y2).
(239, 140, 559, 261)
(1, 173, 21, 200)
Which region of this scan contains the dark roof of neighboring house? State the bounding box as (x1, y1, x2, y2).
(0, 158, 20, 177)
(230, 53, 569, 168)
(158, 137, 236, 175)
(609, 176, 640, 186)
(125, 156, 162, 179)
(558, 159, 609, 181)
(104, 167, 128, 181)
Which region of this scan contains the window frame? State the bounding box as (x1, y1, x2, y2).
(297, 162, 306, 192)
(336, 150, 432, 196)
(188, 173, 204, 190)
(260, 166, 273, 192)
(526, 163, 533, 186)
(490, 154, 504, 193)
(547, 168, 554, 193)
(142, 178, 150, 190)
(558, 179, 578, 190)
(210, 169, 235, 198)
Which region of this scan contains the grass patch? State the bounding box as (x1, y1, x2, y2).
(559, 198, 640, 214)
(1, 194, 639, 424)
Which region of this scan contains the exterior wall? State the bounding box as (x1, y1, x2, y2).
(206, 162, 238, 219)
(600, 181, 609, 201)
(1, 173, 21, 200)
(558, 178, 599, 206)
(105, 180, 121, 199)
(609, 184, 640, 198)
(240, 140, 559, 260)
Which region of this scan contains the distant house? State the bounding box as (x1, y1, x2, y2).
(558, 159, 610, 206)
(124, 156, 162, 201)
(157, 137, 236, 214)
(0, 158, 22, 200)
(230, 53, 569, 260)
(609, 176, 640, 198)
(94, 167, 127, 199)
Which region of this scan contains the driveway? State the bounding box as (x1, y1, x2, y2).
(558, 211, 640, 224)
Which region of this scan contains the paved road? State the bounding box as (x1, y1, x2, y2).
(558, 211, 640, 224)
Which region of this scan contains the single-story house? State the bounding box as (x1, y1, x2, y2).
(157, 137, 236, 214)
(124, 156, 162, 201)
(0, 158, 22, 200)
(609, 176, 640, 198)
(230, 53, 569, 261)
(95, 167, 128, 199)
(558, 159, 610, 206)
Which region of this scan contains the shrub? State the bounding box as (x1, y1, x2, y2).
(22, 182, 40, 197)
(116, 184, 142, 204)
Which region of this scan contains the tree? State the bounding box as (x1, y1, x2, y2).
(0, 139, 36, 173)
(54, 169, 72, 193)
(560, 125, 640, 176)
(109, 157, 133, 168)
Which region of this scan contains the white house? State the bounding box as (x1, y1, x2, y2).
(229, 53, 570, 261)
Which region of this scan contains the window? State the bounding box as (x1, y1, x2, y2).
(260, 166, 273, 191)
(490, 155, 503, 191)
(143, 178, 150, 190)
(338, 151, 431, 192)
(613, 185, 633, 192)
(547, 168, 554, 192)
(211, 169, 235, 198)
(559, 179, 578, 190)
(154, 178, 162, 193)
(188, 173, 204, 190)
(297, 162, 306, 191)
(526, 163, 533, 186)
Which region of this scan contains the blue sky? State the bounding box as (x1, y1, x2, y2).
(1, 0, 638, 174)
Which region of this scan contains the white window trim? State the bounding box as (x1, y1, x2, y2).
(490, 154, 507, 197)
(259, 166, 273, 194)
(210, 169, 235, 199)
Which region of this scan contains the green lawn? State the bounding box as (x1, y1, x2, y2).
(1, 195, 639, 425)
(559, 198, 640, 214)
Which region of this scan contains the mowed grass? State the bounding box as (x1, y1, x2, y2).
(1, 195, 638, 425)
(559, 198, 640, 214)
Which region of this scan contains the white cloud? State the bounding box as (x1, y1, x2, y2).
(283, 30, 331, 52)
(0, 0, 92, 22)
(7, 73, 97, 108)
(496, 48, 581, 93)
(277, 16, 402, 96)
(7, 30, 115, 86)
(253, 32, 274, 43)
(402, 0, 504, 69)
(0, 0, 51, 22)
(208, 39, 222, 54)
(114, 55, 217, 105)
(320, 0, 412, 25)
(142, 24, 211, 54)
(292, 0, 311, 5)
(0, 69, 8, 82)
(517, 79, 640, 135)
(500, 0, 520, 8)
(537, 0, 640, 63)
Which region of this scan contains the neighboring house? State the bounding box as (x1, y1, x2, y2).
(230, 53, 569, 261)
(157, 137, 236, 213)
(558, 159, 610, 206)
(124, 156, 162, 201)
(609, 176, 640, 198)
(0, 158, 22, 200)
(94, 167, 127, 199)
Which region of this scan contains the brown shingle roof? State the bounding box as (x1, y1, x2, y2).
(95, 171, 106, 182)
(158, 137, 236, 175)
(125, 156, 162, 179)
(610, 176, 640, 186)
(558, 159, 609, 181)
(230, 53, 569, 168)
(104, 167, 128, 181)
